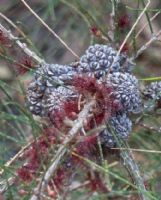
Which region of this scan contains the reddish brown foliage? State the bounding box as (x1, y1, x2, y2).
(17, 166, 34, 182)
(49, 98, 79, 129)
(17, 76, 121, 195)
(87, 172, 108, 193)
(73, 75, 121, 123)
(118, 14, 130, 29)
(0, 30, 10, 46)
(121, 42, 130, 53)
(14, 56, 34, 75)
(90, 26, 102, 37)
(17, 128, 56, 182)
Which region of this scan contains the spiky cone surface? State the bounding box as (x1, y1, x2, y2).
(46, 86, 77, 113)
(27, 79, 46, 116)
(143, 81, 161, 100)
(27, 71, 141, 116)
(35, 63, 77, 86)
(27, 45, 140, 118)
(78, 44, 133, 78)
(27, 63, 77, 116)
(99, 112, 132, 148)
(105, 72, 142, 113)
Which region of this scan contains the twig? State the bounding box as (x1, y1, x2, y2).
(0, 12, 34, 47)
(72, 151, 154, 199)
(0, 23, 44, 64)
(30, 100, 95, 200)
(0, 177, 15, 193)
(117, 0, 150, 57)
(139, 123, 161, 133)
(133, 11, 161, 42)
(60, 0, 91, 28)
(86, 124, 106, 135)
(66, 0, 112, 42)
(117, 0, 150, 54)
(112, 147, 161, 154)
(60, 0, 94, 45)
(20, 0, 79, 59)
(0, 12, 43, 58)
(120, 149, 149, 200)
(110, 0, 116, 41)
(68, 181, 90, 192)
(131, 29, 161, 60)
(140, 0, 153, 34)
(110, 129, 149, 199)
(105, 0, 150, 77)
(0, 141, 32, 176)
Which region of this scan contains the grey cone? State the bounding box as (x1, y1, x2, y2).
(78, 44, 133, 78)
(27, 45, 140, 120)
(46, 86, 78, 112)
(99, 112, 132, 148)
(26, 44, 141, 148)
(35, 63, 77, 86)
(27, 63, 77, 116)
(106, 72, 142, 113)
(143, 81, 161, 100)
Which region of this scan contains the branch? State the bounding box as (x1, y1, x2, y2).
(112, 147, 161, 154)
(106, 0, 150, 76)
(0, 141, 32, 176)
(20, 0, 80, 59)
(120, 148, 149, 200)
(131, 29, 161, 60)
(30, 100, 95, 200)
(0, 12, 36, 49)
(117, 0, 150, 57)
(71, 150, 151, 199)
(133, 11, 161, 42)
(109, 0, 116, 41)
(139, 122, 161, 133)
(0, 23, 44, 64)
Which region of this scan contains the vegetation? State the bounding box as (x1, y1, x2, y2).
(0, 1, 161, 199)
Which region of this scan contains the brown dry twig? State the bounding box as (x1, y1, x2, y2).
(30, 100, 95, 200)
(131, 29, 161, 60)
(20, 0, 80, 60)
(104, 0, 151, 78)
(112, 147, 161, 154)
(133, 11, 161, 42)
(0, 141, 33, 176)
(139, 122, 161, 133)
(0, 23, 44, 64)
(0, 12, 35, 48)
(119, 149, 148, 200)
(109, 0, 116, 41)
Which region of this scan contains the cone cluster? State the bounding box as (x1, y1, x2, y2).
(27, 44, 142, 147)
